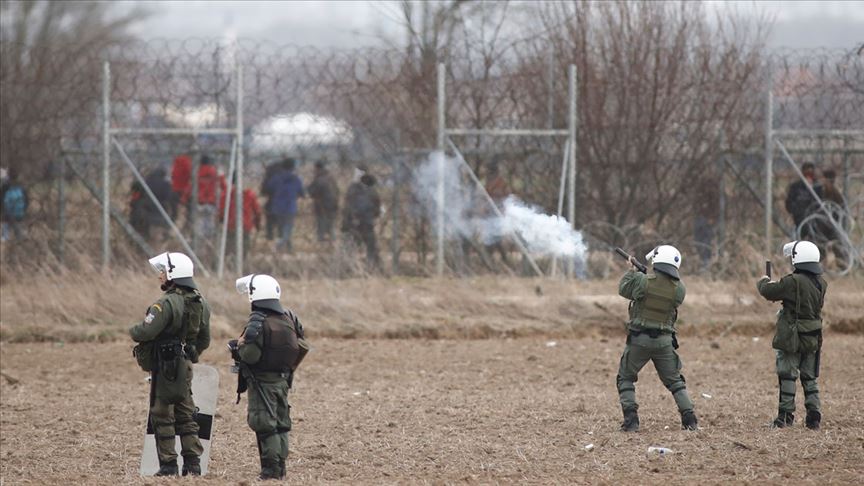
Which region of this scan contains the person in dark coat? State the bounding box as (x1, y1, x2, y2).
(260, 161, 283, 241)
(784, 162, 823, 240)
(130, 167, 176, 242)
(306, 160, 340, 243)
(342, 172, 381, 268)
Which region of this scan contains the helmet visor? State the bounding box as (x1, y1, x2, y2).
(782, 241, 797, 258)
(644, 247, 657, 262)
(235, 274, 254, 295)
(148, 252, 170, 274)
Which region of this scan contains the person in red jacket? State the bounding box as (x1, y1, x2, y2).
(170, 155, 191, 221)
(220, 172, 262, 259)
(182, 155, 227, 248)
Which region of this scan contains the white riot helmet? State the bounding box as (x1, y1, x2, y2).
(782, 240, 822, 274)
(149, 251, 196, 288)
(236, 274, 284, 313)
(645, 245, 682, 279)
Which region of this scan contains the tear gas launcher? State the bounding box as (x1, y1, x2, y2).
(614, 247, 648, 274)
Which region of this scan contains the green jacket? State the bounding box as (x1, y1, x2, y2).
(757, 272, 827, 335)
(130, 286, 211, 354)
(619, 270, 685, 333)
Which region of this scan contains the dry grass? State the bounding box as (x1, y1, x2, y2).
(1, 337, 863, 484)
(1, 272, 862, 343)
(2, 271, 863, 483)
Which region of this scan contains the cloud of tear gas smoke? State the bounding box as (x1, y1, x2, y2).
(412, 152, 588, 261)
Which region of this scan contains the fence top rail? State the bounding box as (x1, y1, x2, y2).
(773, 129, 864, 137)
(446, 128, 570, 137)
(110, 127, 239, 136)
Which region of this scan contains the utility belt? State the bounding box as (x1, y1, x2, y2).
(157, 339, 187, 380)
(627, 328, 679, 349)
(253, 370, 293, 380)
(153, 338, 192, 404)
(798, 329, 822, 337)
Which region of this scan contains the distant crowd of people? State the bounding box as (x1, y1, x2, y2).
(127, 155, 383, 269)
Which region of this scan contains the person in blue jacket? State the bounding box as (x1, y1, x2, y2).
(264, 158, 305, 253)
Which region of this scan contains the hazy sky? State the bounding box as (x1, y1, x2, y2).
(124, 0, 864, 50)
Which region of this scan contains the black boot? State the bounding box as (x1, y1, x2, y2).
(278, 458, 286, 479)
(182, 455, 201, 476)
(805, 410, 821, 430)
(772, 411, 794, 428)
(620, 408, 639, 432)
(681, 410, 698, 430)
(259, 459, 281, 480)
(155, 459, 178, 476)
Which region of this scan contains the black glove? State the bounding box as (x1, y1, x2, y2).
(227, 339, 240, 361)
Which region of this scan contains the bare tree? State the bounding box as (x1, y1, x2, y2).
(0, 1, 142, 182)
(523, 1, 769, 245)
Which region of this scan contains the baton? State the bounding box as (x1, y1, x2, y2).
(765, 260, 772, 280)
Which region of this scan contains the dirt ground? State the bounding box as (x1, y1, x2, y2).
(2, 336, 863, 484)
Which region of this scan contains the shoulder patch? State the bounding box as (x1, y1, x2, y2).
(144, 313, 156, 324)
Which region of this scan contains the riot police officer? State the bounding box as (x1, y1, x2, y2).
(757, 240, 827, 430)
(130, 251, 212, 476)
(231, 274, 307, 480)
(615, 245, 698, 432)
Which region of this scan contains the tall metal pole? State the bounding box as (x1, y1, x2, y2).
(764, 64, 774, 255)
(57, 155, 66, 265)
(546, 47, 555, 129)
(436, 62, 446, 277)
(842, 136, 850, 202)
(567, 64, 577, 277)
(190, 143, 200, 253)
(102, 61, 111, 270)
(217, 138, 238, 278)
(235, 64, 245, 276)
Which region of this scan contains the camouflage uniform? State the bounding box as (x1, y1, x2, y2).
(757, 271, 827, 428)
(130, 285, 211, 474)
(616, 269, 695, 429)
(238, 306, 305, 480)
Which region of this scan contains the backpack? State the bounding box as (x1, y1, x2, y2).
(3, 186, 26, 221)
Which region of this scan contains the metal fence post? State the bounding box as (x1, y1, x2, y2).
(57, 155, 66, 265)
(842, 136, 850, 202)
(390, 154, 401, 274)
(567, 64, 577, 277)
(235, 64, 244, 276)
(190, 142, 200, 254)
(102, 61, 111, 269)
(436, 62, 446, 277)
(764, 62, 774, 255)
(217, 138, 238, 278)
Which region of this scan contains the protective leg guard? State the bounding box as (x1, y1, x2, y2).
(181, 455, 201, 476)
(681, 410, 698, 431)
(278, 458, 286, 479)
(155, 459, 178, 476)
(805, 410, 821, 431)
(620, 408, 639, 432)
(772, 410, 795, 428)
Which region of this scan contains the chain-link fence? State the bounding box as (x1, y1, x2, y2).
(1, 38, 862, 278)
